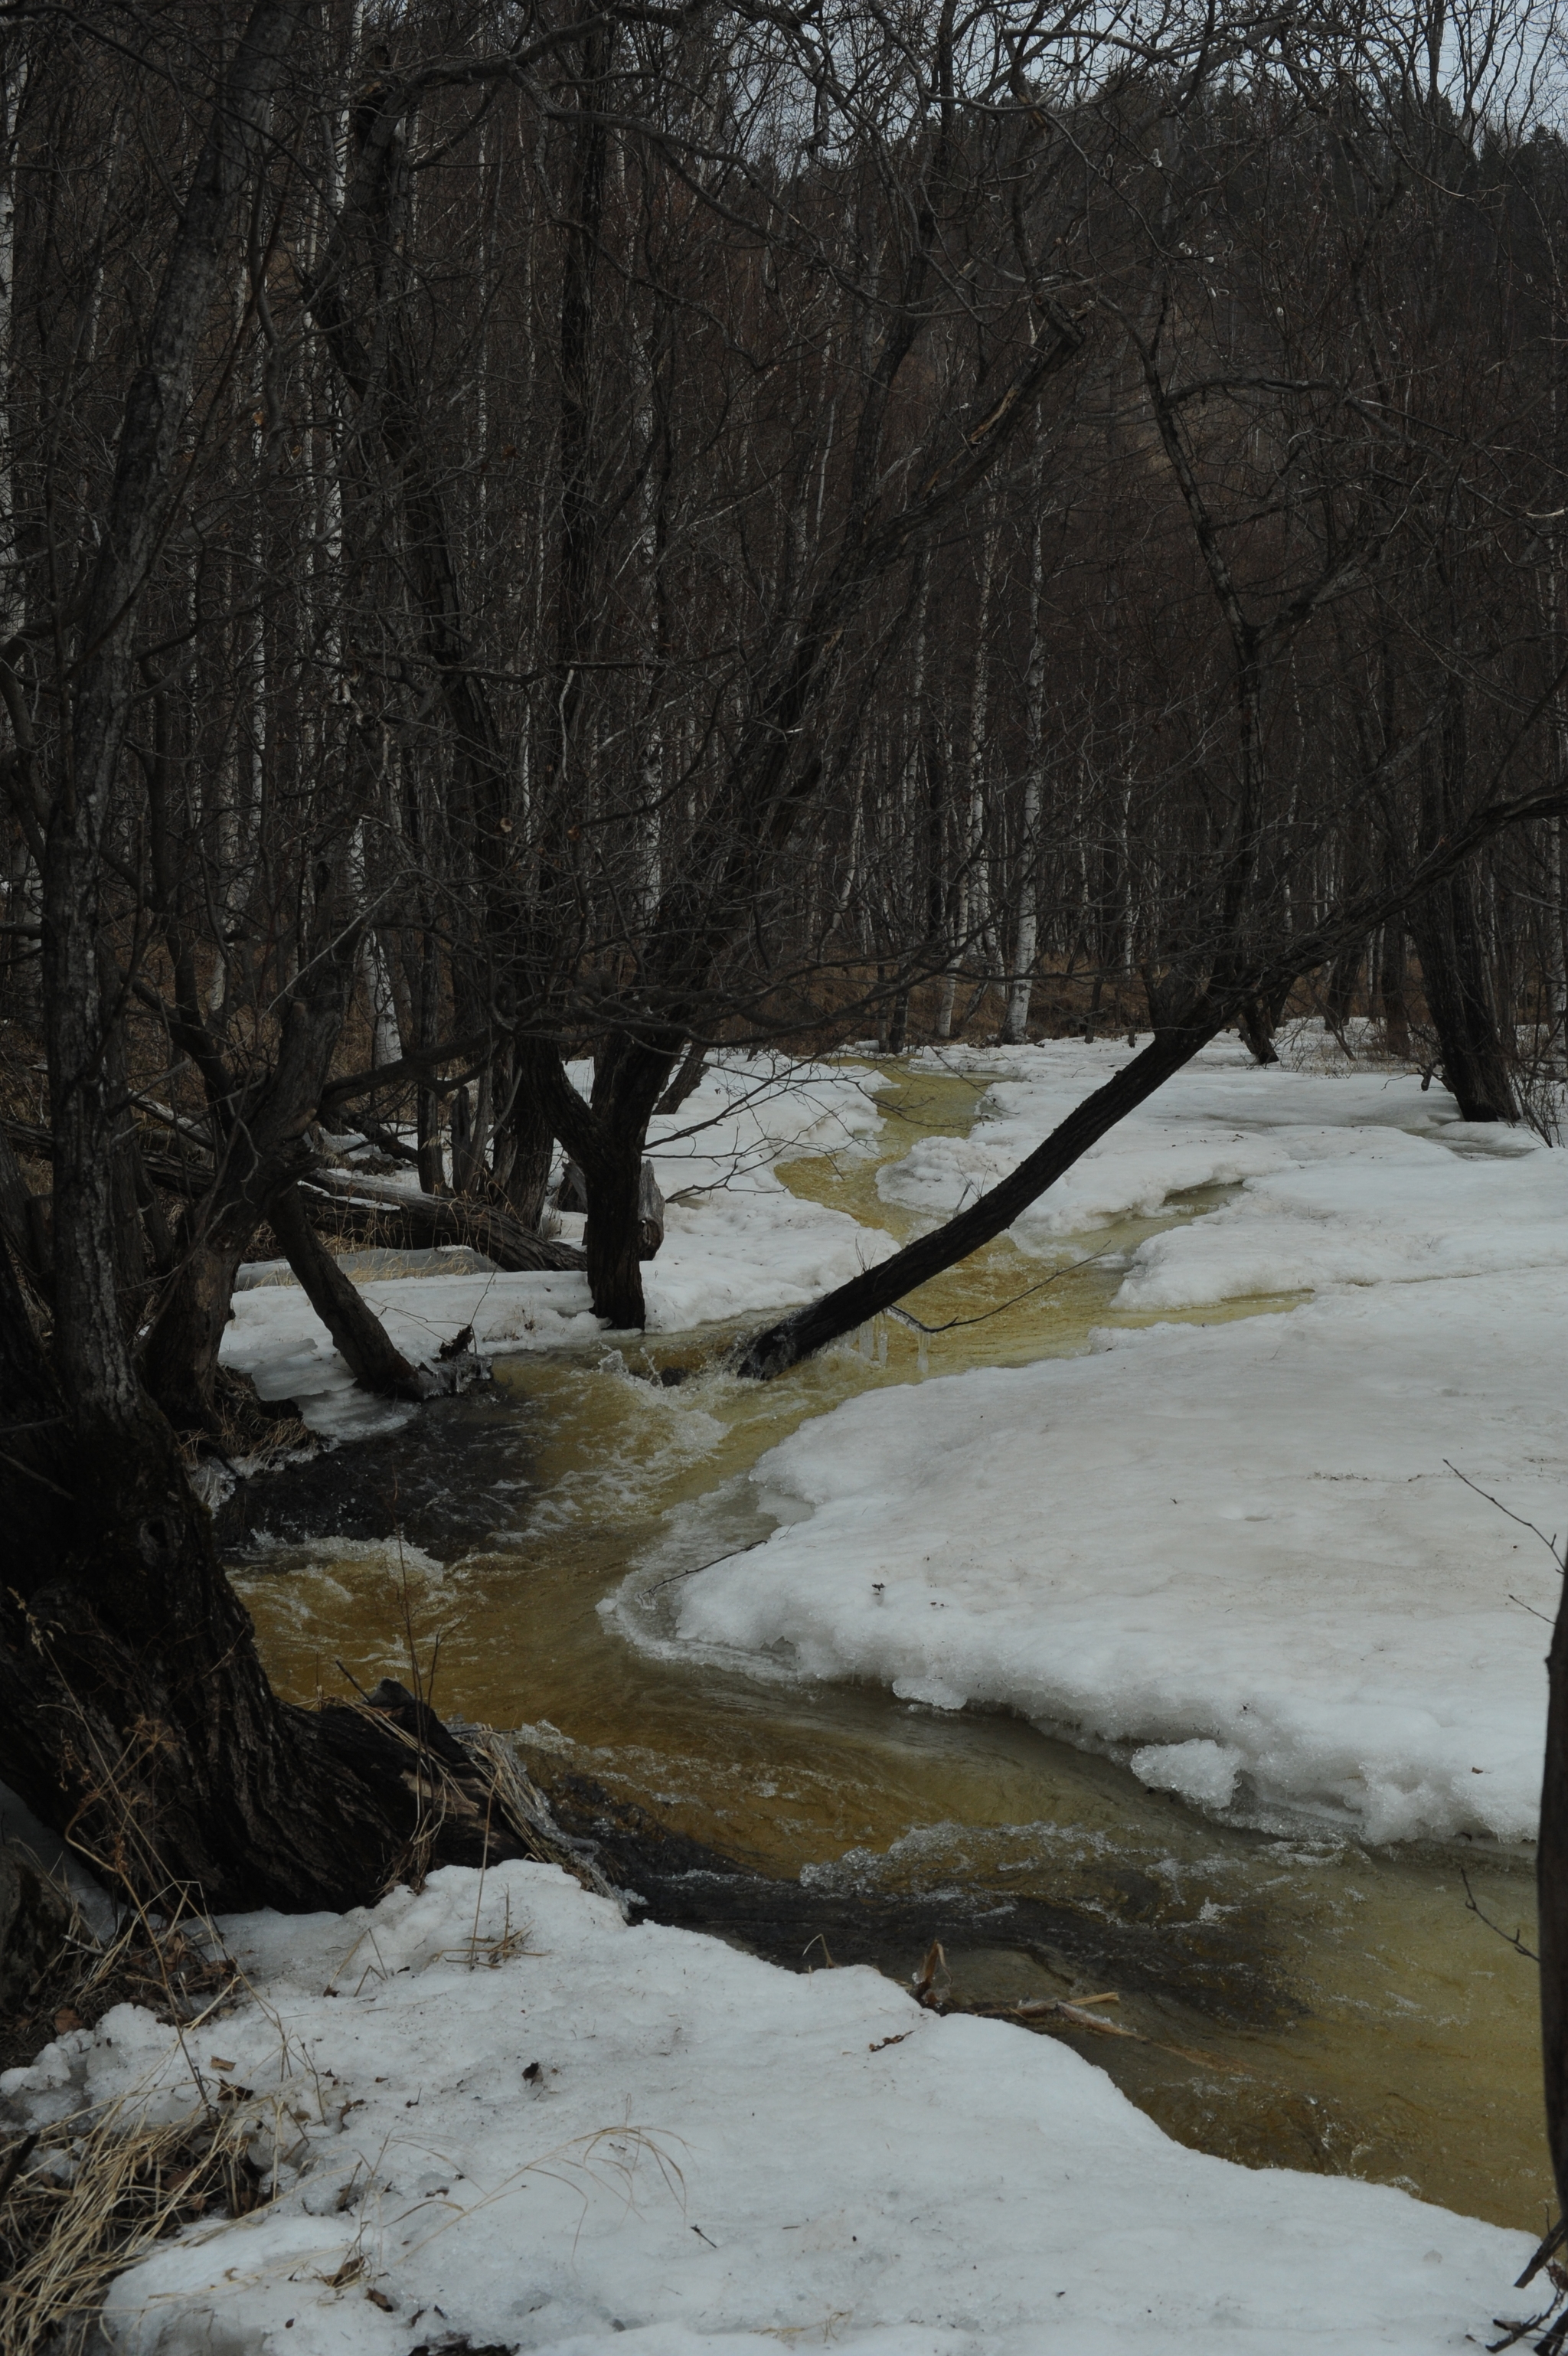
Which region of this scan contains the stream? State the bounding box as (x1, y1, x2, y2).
(224, 1066, 1547, 2234)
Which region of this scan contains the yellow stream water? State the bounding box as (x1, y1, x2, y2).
(233, 1067, 1547, 2234)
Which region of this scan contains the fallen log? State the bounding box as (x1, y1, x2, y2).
(299, 1168, 586, 1273)
(1, 1116, 587, 1272)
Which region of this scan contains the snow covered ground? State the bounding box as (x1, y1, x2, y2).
(884, 1024, 1540, 1247)
(224, 1059, 894, 1438)
(0, 1861, 1528, 2356)
(653, 1032, 1566, 1844)
(11, 1028, 1556, 2347)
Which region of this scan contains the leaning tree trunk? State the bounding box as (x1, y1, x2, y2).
(268, 1183, 427, 1400)
(732, 776, 1568, 1381)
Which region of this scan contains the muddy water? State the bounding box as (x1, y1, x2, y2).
(230, 1068, 1547, 2233)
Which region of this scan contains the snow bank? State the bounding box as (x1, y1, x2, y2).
(655, 1036, 1568, 1844)
(223, 1060, 894, 1436)
(884, 1034, 1504, 1247)
(18, 1862, 1522, 2354)
(1116, 1128, 1560, 1309)
(666, 1279, 1560, 1840)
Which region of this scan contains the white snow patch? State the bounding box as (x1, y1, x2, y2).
(22, 1861, 1521, 2356)
(883, 1032, 1506, 1248)
(656, 1040, 1567, 1844)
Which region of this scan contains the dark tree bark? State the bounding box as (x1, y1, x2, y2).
(1323, 936, 1364, 1034)
(655, 1041, 707, 1116)
(267, 1184, 427, 1400)
(1406, 690, 1518, 1120)
(138, 974, 356, 1431)
(1380, 921, 1413, 1057)
(1236, 995, 1280, 1064)
(0, 1230, 524, 1910)
(1407, 872, 1519, 1119)
(499, 1082, 556, 1233)
(0, 1125, 47, 1300)
(515, 1035, 676, 1325)
(1541, 1574, 1568, 2221)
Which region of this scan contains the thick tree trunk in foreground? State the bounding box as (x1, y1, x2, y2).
(1540, 1574, 1568, 2219)
(0, 1237, 522, 1909)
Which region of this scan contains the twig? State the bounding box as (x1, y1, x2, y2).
(1461, 1867, 1538, 1963)
(1444, 1462, 1566, 1573)
(884, 1243, 1115, 1338)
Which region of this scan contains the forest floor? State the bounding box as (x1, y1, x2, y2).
(5, 1024, 1559, 2352)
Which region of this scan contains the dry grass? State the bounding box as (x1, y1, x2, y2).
(0, 2090, 270, 2356)
(0, 1858, 276, 2356)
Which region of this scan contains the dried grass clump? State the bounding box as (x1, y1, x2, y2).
(0, 1851, 260, 2356)
(2, 1866, 237, 2078)
(0, 2092, 269, 2356)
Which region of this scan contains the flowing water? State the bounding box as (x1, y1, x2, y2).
(229, 1067, 1547, 2236)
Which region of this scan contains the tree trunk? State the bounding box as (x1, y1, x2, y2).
(268, 1184, 426, 1399)
(1407, 872, 1518, 1120)
(584, 1131, 652, 1327)
(655, 1040, 707, 1116)
(500, 1081, 556, 1232)
(1540, 1571, 1568, 2222)
(735, 1017, 1216, 1376)
(138, 984, 354, 1430)
(1380, 922, 1412, 1057)
(1003, 478, 1047, 1047)
(515, 1034, 676, 1325)
(138, 1229, 255, 1433)
(1323, 936, 1364, 1034)
(1236, 996, 1279, 1065)
(0, 1231, 524, 1910)
(1406, 687, 1518, 1121)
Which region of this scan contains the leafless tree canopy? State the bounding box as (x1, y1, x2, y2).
(4, 0, 1568, 1910)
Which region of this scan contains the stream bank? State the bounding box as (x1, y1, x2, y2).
(221, 1062, 1547, 2231)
